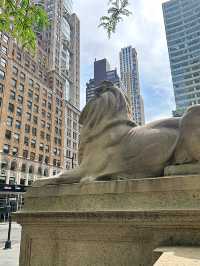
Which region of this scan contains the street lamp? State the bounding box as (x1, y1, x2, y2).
(4, 205, 12, 249)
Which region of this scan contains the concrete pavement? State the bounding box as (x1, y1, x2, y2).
(0, 223, 21, 266)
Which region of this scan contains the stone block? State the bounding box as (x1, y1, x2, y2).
(14, 175, 200, 266)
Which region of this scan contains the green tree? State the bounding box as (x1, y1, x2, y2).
(99, 0, 132, 38)
(0, 0, 48, 52)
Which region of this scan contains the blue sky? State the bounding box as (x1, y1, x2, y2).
(74, 0, 176, 122)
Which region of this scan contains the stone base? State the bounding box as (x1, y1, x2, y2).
(164, 163, 200, 176)
(14, 175, 200, 266)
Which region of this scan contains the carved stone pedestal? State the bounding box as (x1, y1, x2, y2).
(15, 175, 200, 266)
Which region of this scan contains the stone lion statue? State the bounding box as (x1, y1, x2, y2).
(35, 81, 200, 186)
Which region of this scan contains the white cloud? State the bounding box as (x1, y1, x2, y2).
(74, 0, 176, 122)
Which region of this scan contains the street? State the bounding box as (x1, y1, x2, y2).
(0, 222, 21, 266)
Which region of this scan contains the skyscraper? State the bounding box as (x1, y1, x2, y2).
(163, 0, 200, 115)
(0, 0, 80, 193)
(86, 58, 120, 103)
(119, 46, 145, 125)
(36, 0, 80, 109)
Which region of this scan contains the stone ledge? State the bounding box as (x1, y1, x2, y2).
(29, 175, 200, 197)
(22, 175, 200, 212)
(14, 209, 200, 228)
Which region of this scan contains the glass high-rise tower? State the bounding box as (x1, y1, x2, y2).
(163, 0, 200, 116)
(119, 46, 145, 125)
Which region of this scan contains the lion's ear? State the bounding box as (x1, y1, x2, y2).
(79, 105, 88, 125)
(79, 99, 95, 125)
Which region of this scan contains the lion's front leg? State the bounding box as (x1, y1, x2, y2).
(33, 168, 83, 187)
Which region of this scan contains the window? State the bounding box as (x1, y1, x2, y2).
(29, 79, 34, 87)
(33, 105, 39, 113)
(28, 90, 33, 98)
(15, 120, 21, 129)
(73, 132, 77, 140)
(0, 69, 5, 80)
(45, 157, 49, 164)
(13, 133, 20, 142)
(5, 130, 11, 140)
(31, 64, 36, 72)
(25, 59, 30, 68)
(7, 116, 13, 127)
(1, 46, 7, 55)
(42, 99, 46, 107)
(24, 137, 29, 146)
(2, 34, 8, 43)
(12, 66, 18, 75)
(47, 123, 51, 130)
(32, 127, 37, 136)
(30, 152, 35, 160)
(25, 124, 30, 133)
(47, 113, 51, 119)
(0, 57, 6, 68)
(46, 134, 50, 141)
(39, 143, 44, 151)
(34, 94, 39, 102)
(23, 150, 28, 159)
(41, 120, 45, 128)
(12, 147, 18, 156)
(43, 88, 47, 96)
(31, 139, 36, 148)
(11, 79, 17, 88)
(45, 145, 49, 152)
(35, 83, 40, 91)
(16, 107, 22, 116)
(27, 101, 32, 110)
(18, 95, 23, 104)
(42, 109, 46, 118)
(20, 72, 25, 80)
(19, 83, 24, 93)
(33, 116, 38, 125)
(3, 144, 10, 154)
(48, 102, 51, 110)
(17, 52, 21, 61)
(39, 154, 43, 162)
(26, 112, 31, 121)
(8, 103, 14, 113)
(0, 83, 4, 93)
(40, 131, 45, 139)
(10, 91, 16, 100)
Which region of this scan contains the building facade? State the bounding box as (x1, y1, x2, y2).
(64, 101, 80, 170)
(86, 58, 120, 103)
(0, 36, 64, 186)
(163, 0, 200, 115)
(0, 0, 80, 188)
(119, 46, 145, 125)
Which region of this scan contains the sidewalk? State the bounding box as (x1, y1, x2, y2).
(0, 244, 20, 266)
(0, 223, 21, 266)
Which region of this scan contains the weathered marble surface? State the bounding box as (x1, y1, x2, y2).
(165, 163, 200, 176)
(154, 247, 200, 266)
(15, 175, 200, 266)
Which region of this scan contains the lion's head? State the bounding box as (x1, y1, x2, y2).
(78, 81, 136, 164)
(79, 81, 134, 129)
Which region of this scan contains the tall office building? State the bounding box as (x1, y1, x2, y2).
(163, 0, 200, 115)
(120, 46, 145, 125)
(0, 0, 80, 193)
(36, 0, 80, 109)
(86, 58, 120, 103)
